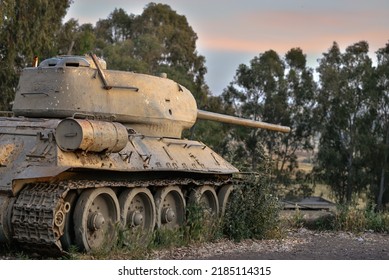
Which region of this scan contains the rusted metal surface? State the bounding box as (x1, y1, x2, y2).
(55, 119, 128, 152)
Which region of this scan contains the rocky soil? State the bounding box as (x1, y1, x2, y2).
(152, 228, 389, 260)
(2, 209, 389, 260)
(1, 228, 388, 260)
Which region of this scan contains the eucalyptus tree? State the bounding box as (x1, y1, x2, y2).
(221, 50, 286, 171)
(132, 3, 208, 104)
(373, 42, 389, 209)
(92, 3, 209, 106)
(0, 0, 72, 110)
(282, 48, 316, 175)
(221, 48, 316, 178)
(315, 41, 375, 203)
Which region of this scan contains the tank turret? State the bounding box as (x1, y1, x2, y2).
(0, 54, 290, 254)
(12, 54, 197, 138)
(12, 54, 289, 137)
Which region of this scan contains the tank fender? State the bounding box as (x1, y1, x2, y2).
(12, 166, 70, 194)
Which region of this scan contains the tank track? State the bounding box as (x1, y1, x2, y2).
(11, 183, 69, 256)
(10, 177, 232, 255)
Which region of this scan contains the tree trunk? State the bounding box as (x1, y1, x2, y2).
(377, 125, 389, 210)
(346, 153, 354, 203)
(378, 167, 386, 211)
(67, 40, 75, 55)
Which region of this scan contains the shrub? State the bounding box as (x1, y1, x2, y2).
(222, 174, 283, 241)
(293, 204, 389, 233)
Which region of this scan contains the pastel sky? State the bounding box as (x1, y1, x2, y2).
(65, 0, 389, 95)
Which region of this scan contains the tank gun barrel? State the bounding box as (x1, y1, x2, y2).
(197, 110, 291, 133)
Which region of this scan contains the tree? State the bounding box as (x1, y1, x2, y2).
(94, 8, 134, 46)
(132, 3, 208, 104)
(315, 41, 374, 203)
(221, 49, 316, 180)
(372, 41, 389, 209)
(281, 48, 316, 178)
(0, 0, 72, 110)
(92, 3, 209, 106)
(57, 18, 79, 55)
(110, 8, 133, 42)
(222, 50, 287, 171)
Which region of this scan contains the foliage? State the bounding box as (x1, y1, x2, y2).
(222, 50, 285, 172)
(222, 172, 283, 242)
(287, 205, 389, 233)
(0, 0, 72, 110)
(183, 202, 221, 243)
(221, 48, 316, 190)
(314, 41, 376, 204)
(89, 4, 209, 106)
(369, 42, 389, 210)
(330, 205, 389, 232)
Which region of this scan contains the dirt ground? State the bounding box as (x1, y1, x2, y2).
(153, 228, 389, 260)
(1, 228, 388, 260)
(154, 209, 389, 260)
(1, 210, 389, 260)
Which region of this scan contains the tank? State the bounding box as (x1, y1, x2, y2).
(0, 54, 290, 254)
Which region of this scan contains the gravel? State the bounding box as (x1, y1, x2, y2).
(1, 228, 388, 260)
(152, 228, 389, 260)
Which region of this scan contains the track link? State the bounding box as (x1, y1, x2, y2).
(11, 183, 69, 254)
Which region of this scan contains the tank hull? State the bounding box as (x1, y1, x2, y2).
(0, 116, 237, 253)
(0, 117, 236, 192)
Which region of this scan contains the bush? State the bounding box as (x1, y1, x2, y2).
(222, 174, 282, 241)
(292, 204, 389, 233)
(183, 201, 221, 243)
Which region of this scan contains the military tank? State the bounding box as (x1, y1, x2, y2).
(0, 54, 290, 254)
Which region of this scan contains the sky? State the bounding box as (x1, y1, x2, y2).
(64, 0, 389, 95)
